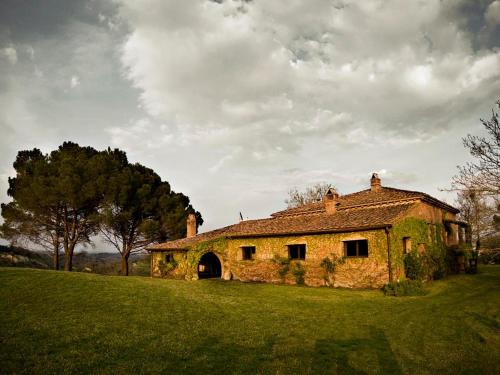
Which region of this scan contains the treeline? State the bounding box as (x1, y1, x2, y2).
(0, 142, 202, 275)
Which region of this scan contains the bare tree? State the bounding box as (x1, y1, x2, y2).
(453, 100, 500, 196)
(285, 183, 336, 208)
(456, 189, 497, 246)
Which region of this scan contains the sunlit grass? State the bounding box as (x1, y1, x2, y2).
(0, 267, 499, 374)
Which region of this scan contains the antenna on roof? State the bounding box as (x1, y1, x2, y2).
(239, 212, 244, 222)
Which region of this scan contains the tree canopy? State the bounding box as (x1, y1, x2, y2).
(1, 142, 203, 274)
(100, 162, 203, 275)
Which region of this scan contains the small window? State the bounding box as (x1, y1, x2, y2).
(241, 246, 256, 260)
(165, 254, 173, 263)
(344, 240, 368, 257)
(288, 244, 306, 260)
(402, 237, 412, 254)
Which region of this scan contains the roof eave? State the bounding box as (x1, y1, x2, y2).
(227, 224, 392, 239)
(147, 247, 188, 252)
(421, 196, 460, 214)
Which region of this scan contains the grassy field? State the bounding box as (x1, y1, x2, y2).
(0, 267, 499, 374)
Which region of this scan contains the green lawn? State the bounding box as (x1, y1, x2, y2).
(0, 267, 499, 374)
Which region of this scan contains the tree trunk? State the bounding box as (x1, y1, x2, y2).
(52, 247, 59, 270)
(121, 253, 130, 276)
(64, 245, 75, 271)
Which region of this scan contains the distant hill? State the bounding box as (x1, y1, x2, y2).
(0, 245, 51, 269)
(0, 245, 150, 276)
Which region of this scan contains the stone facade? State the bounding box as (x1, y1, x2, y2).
(148, 174, 468, 288)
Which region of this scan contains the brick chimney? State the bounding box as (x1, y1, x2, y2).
(323, 188, 340, 214)
(370, 173, 381, 192)
(186, 213, 197, 238)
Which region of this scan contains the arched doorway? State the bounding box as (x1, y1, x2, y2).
(198, 252, 222, 279)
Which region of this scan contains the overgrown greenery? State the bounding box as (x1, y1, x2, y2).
(271, 255, 305, 284)
(271, 254, 290, 281)
(291, 262, 305, 285)
(183, 237, 227, 280)
(320, 254, 345, 287)
(159, 257, 178, 277)
(1, 267, 499, 373)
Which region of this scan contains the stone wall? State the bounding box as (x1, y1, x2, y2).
(227, 229, 391, 288)
(150, 204, 457, 288)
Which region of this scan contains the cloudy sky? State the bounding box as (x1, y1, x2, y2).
(1, 0, 499, 236)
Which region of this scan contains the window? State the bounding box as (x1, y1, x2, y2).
(344, 240, 368, 257)
(288, 244, 306, 260)
(402, 237, 412, 254)
(165, 254, 173, 263)
(241, 246, 256, 260)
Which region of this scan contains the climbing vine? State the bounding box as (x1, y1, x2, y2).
(320, 254, 346, 287)
(392, 217, 471, 281)
(271, 255, 306, 285)
(291, 262, 306, 285)
(159, 257, 178, 277)
(183, 237, 228, 280)
(272, 255, 290, 281)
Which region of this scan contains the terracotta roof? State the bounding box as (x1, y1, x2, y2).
(148, 201, 415, 250)
(148, 225, 235, 251)
(148, 185, 459, 251)
(271, 187, 458, 217)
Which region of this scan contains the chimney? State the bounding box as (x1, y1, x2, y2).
(186, 213, 197, 238)
(323, 188, 339, 214)
(370, 173, 381, 192)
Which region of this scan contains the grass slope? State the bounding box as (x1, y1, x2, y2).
(0, 267, 499, 374)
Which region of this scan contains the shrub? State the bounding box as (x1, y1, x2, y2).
(404, 251, 424, 280)
(382, 280, 427, 297)
(432, 269, 445, 280)
(291, 262, 305, 285)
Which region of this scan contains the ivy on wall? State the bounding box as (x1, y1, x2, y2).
(391, 217, 472, 281)
(185, 237, 228, 280)
(320, 254, 346, 287)
(152, 216, 472, 286)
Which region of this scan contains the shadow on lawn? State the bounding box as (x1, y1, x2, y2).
(173, 335, 277, 373)
(170, 326, 401, 374)
(311, 327, 402, 374)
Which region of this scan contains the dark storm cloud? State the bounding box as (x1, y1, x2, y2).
(0, 0, 119, 44)
(452, 0, 500, 50)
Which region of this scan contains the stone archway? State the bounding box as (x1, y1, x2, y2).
(198, 252, 222, 279)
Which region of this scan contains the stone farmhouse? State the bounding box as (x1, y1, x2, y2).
(147, 174, 470, 288)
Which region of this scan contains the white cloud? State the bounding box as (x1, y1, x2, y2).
(106, 118, 174, 150)
(460, 52, 500, 88)
(117, 0, 500, 160)
(106, 0, 500, 230)
(208, 153, 234, 173)
(70, 75, 80, 88)
(26, 46, 35, 60)
(486, 0, 500, 27)
(98, 13, 107, 23)
(1, 47, 17, 65)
